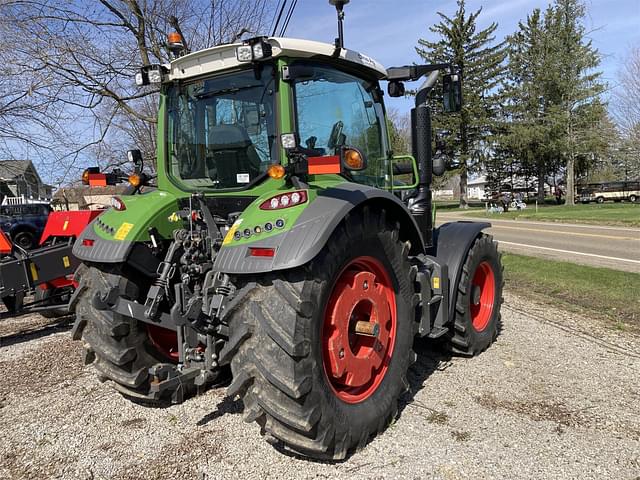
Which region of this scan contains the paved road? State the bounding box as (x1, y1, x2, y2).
(437, 212, 640, 273)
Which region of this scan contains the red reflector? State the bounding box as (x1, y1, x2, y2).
(249, 247, 275, 258)
(308, 155, 342, 175)
(82, 239, 95, 247)
(88, 173, 107, 187)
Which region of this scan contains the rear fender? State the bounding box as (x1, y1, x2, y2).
(429, 221, 491, 323)
(213, 183, 425, 274)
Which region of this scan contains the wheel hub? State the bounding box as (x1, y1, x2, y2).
(470, 261, 496, 332)
(322, 256, 397, 404)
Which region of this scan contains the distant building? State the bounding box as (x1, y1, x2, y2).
(51, 185, 129, 210)
(467, 176, 489, 200)
(0, 160, 53, 203)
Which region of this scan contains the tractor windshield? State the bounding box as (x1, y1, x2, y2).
(167, 65, 277, 190)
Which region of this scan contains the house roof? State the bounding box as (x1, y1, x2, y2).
(0, 160, 35, 181)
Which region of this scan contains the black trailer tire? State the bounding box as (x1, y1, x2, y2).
(222, 207, 418, 460)
(596, 196, 605, 204)
(13, 230, 35, 250)
(630, 194, 637, 203)
(75, 266, 175, 403)
(446, 233, 503, 356)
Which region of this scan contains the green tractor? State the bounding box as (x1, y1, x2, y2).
(71, 1, 503, 460)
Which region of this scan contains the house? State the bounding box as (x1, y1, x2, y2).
(0, 160, 53, 203)
(51, 185, 129, 211)
(467, 176, 489, 200)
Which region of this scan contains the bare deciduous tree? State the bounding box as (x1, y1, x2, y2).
(0, 0, 276, 185)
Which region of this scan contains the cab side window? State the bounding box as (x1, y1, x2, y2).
(293, 65, 388, 187)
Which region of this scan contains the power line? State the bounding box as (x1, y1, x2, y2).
(269, 0, 283, 36)
(279, 0, 298, 37)
(271, 0, 288, 37)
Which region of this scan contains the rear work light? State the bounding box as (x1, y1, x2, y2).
(259, 191, 308, 210)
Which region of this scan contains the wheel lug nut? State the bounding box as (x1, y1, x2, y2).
(363, 280, 368, 290)
(339, 348, 345, 358)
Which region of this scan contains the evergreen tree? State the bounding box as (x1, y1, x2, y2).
(545, 0, 606, 205)
(500, 0, 606, 204)
(502, 8, 561, 201)
(416, 0, 507, 207)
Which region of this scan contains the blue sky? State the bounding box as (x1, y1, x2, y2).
(284, 0, 640, 113)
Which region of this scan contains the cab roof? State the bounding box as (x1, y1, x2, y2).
(169, 37, 387, 81)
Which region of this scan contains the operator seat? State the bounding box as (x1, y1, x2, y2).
(206, 124, 261, 187)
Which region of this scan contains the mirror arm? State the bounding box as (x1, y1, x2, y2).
(415, 71, 440, 107)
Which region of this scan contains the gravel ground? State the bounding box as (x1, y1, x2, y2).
(0, 292, 639, 480)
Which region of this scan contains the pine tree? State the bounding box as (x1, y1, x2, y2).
(416, 0, 507, 207)
(500, 1, 606, 204)
(502, 8, 561, 201)
(545, 0, 606, 205)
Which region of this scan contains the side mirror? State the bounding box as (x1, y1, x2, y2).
(127, 149, 144, 173)
(442, 73, 462, 113)
(388, 81, 405, 97)
(432, 155, 446, 177)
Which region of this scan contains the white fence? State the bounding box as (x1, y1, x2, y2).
(1, 195, 50, 206)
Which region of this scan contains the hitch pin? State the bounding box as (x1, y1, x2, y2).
(150, 234, 158, 248)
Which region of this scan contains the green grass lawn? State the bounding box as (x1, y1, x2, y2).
(462, 202, 640, 227)
(502, 253, 640, 330)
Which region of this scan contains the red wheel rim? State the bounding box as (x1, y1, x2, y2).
(470, 261, 496, 332)
(147, 325, 179, 361)
(321, 256, 397, 404)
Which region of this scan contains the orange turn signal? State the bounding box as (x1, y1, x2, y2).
(343, 148, 365, 170)
(82, 169, 90, 185)
(168, 32, 183, 45)
(128, 173, 141, 187)
(267, 164, 286, 179)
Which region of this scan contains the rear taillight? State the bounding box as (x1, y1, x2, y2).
(110, 196, 126, 211)
(260, 191, 307, 210)
(82, 239, 95, 247)
(249, 247, 276, 257)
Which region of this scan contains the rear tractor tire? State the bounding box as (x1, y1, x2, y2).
(74, 266, 180, 403)
(222, 208, 418, 459)
(446, 233, 503, 356)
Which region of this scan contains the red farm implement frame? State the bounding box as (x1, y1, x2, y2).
(0, 209, 102, 318)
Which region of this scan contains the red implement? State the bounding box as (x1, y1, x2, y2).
(39, 210, 102, 245)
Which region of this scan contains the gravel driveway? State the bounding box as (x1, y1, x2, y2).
(0, 292, 638, 480)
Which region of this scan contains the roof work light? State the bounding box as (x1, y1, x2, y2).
(236, 37, 273, 62)
(135, 64, 168, 86)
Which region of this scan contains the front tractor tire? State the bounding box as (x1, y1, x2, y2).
(447, 234, 503, 356)
(222, 208, 417, 459)
(74, 267, 179, 402)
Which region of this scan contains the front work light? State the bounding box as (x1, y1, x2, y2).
(236, 38, 273, 63)
(236, 45, 253, 62)
(135, 64, 168, 86)
(280, 133, 298, 150)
